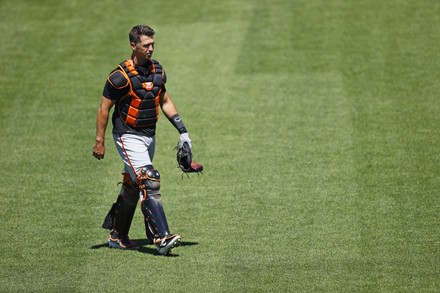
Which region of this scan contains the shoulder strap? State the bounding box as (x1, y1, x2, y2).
(119, 60, 139, 78)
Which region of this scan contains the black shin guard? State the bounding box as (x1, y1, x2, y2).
(102, 202, 117, 230)
(142, 190, 170, 239)
(139, 167, 170, 240)
(144, 218, 156, 244)
(113, 188, 139, 239)
(102, 174, 139, 239)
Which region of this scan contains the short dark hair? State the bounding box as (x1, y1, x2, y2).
(129, 25, 155, 44)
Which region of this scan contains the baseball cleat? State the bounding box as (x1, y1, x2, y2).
(108, 235, 139, 250)
(155, 234, 181, 255)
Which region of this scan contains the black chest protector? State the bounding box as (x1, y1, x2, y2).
(108, 59, 165, 128)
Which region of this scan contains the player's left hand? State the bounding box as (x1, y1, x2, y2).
(176, 141, 203, 173)
(178, 133, 192, 150)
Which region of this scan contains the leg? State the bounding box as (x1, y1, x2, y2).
(104, 133, 154, 250)
(102, 173, 138, 231)
(103, 173, 140, 250)
(138, 166, 181, 255)
(113, 134, 180, 254)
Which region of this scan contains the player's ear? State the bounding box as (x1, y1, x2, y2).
(130, 42, 136, 50)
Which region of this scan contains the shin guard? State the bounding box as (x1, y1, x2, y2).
(102, 173, 139, 239)
(139, 167, 170, 241)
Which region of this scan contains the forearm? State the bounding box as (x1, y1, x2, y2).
(160, 92, 192, 150)
(161, 96, 178, 119)
(95, 103, 110, 143)
(161, 92, 187, 133)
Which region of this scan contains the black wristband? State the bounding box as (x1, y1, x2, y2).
(169, 114, 187, 134)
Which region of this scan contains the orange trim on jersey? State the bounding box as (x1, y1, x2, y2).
(118, 134, 138, 179)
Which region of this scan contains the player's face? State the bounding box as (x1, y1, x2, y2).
(131, 35, 155, 62)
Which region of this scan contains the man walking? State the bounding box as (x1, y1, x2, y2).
(93, 24, 193, 255)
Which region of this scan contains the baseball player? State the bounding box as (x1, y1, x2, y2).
(92, 24, 199, 255)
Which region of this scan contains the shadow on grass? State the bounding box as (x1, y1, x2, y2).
(91, 239, 199, 256)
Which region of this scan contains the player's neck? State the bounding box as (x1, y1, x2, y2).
(131, 55, 149, 67)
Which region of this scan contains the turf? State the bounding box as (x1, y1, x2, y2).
(0, 0, 439, 292)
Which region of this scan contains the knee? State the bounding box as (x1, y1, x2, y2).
(137, 166, 161, 191)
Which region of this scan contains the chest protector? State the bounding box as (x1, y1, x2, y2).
(108, 60, 165, 128)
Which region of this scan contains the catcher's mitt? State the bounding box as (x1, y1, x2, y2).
(177, 142, 203, 173)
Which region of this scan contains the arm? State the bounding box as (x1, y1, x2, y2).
(160, 92, 191, 148)
(160, 91, 178, 119)
(93, 96, 116, 160)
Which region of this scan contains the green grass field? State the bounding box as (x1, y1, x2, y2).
(1, 0, 439, 292)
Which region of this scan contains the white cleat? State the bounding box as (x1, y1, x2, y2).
(155, 234, 182, 255)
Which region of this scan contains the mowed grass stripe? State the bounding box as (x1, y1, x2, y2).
(335, 2, 440, 290)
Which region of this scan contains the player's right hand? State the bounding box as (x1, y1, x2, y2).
(93, 142, 105, 160)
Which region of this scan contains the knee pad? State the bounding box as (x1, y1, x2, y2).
(137, 166, 160, 191)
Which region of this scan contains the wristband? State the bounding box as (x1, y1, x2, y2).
(169, 114, 187, 134)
